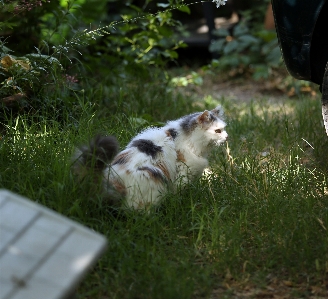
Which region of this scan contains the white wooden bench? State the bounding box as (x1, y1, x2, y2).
(0, 189, 107, 299)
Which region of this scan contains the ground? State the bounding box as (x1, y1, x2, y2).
(170, 67, 328, 299)
(176, 68, 320, 104)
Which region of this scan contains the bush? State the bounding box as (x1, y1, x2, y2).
(209, 14, 282, 80)
(0, 0, 187, 115)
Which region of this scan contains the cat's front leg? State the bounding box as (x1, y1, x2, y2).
(176, 155, 208, 184)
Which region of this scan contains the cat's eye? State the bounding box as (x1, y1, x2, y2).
(215, 129, 221, 133)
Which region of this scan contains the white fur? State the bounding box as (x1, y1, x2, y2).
(105, 129, 177, 209)
(78, 105, 228, 210)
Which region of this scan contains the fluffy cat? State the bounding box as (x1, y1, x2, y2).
(72, 105, 228, 210)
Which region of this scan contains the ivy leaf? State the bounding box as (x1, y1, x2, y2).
(237, 34, 260, 50)
(209, 38, 226, 53)
(223, 40, 239, 55)
(233, 24, 249, 37)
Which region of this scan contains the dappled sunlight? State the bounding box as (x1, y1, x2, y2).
(1, 0, 328, 297)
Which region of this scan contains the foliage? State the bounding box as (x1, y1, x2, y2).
(169, 70, 203, 87)
(0, 0, 187, 113)
(207, 4, 318, 96)
(239, 0, 271, 28)
(92, 8, 185, 67)
(1, 1, 327, 296)
(0, 0, 59, 53)
(209, 20, 282, 80)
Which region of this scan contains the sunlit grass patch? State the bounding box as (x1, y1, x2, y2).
(0, 87, 327, 298)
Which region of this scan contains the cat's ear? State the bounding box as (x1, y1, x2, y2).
(197, 110, 211, 124)
(211, 105, 224, 118)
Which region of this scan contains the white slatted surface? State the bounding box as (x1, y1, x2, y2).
(0, 189, 107, 299)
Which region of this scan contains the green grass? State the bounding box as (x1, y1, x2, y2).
(1, 77, 328, 298)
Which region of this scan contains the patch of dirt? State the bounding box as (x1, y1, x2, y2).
(172, 68, 321, 104)
(199, 75, 288, 103)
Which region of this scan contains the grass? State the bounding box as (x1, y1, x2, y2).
(1, 72, 328, 298)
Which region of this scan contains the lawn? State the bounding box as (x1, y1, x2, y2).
(1, 70, 327, 298)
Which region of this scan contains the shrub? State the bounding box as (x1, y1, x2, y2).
(209, 19, 282, 80)
(0, 0, 187, 114)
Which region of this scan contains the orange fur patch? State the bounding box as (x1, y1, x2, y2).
(138, 167, 164, 183)
(165, 130, 172, 138)
(198, 110, 210, 123)
(176, 150, 186, 162)
(137, 201, 152, 210)
(157, 162, 170, 180)
(111, 179, 127, 196)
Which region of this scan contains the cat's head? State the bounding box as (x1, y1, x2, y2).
(197, 105, 228, 146)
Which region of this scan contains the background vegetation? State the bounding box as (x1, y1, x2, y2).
(1, 0, 327, 298)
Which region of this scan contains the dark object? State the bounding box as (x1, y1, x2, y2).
(80, 135, 119, 170)
(130, 139, 163, 159)
(271, 0, 328, 135)
(321, 62, 328, 134)
(271, 0, 328, 86)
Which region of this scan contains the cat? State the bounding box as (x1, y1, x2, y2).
(72, 105, 228, 210)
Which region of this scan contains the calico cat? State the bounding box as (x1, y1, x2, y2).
(72, 105, 228, 210)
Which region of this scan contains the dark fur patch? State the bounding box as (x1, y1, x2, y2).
(81, 135, 119, 170)
(137, 166, 166, 183)
(112, 151, 131, 166)
(209, 112, 216, 122)
(131, 139, 162, 158)
(180, 113, 199, 134)
(166, 128, 178, 139)
(137, 201, 152, 210)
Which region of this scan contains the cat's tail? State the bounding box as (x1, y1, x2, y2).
(72, 135, 119, 178)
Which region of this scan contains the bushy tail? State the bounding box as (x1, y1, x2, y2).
(72, 135, 119, 176)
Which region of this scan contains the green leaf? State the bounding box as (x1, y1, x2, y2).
(220, 55, 240, 67)
(177, 5, 190, 14)
(233, 24, 249, 37)
(262, 39, 279, 55)
(237, 35, 259, 45)
(213, 28, 230, 37)
(0, 21, 18, 30)
(191, 72, 203, 85)
(223, 40, 239, 55)
(252, 64, 270, 80)
(163, 50, 178, 59)
(256, 29, 277, 42)
(265, 46, 282, 66)
(239, 55, 251, 65)
(209, 39, 226, 53)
